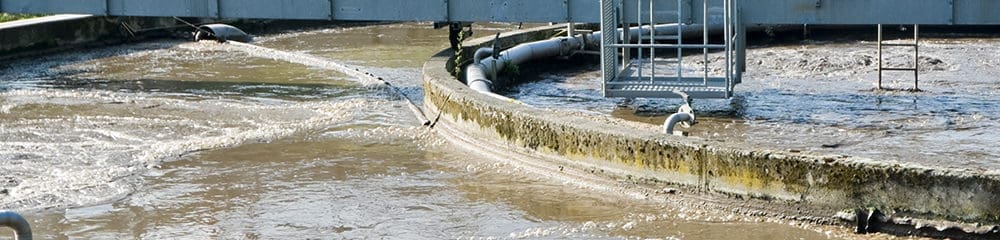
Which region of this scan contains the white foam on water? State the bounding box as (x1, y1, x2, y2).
(0, 88, 382, 211)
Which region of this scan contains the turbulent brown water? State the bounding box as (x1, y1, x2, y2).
(0, 22, 905, 239)
(508, 37, 1000, 172)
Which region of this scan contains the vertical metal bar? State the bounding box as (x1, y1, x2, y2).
(566, 0, 572, 23)
(914, 24, 919, 90)
(737, 1, 745, 73)
(637, 0, 643, 81)
(650, 0, 655, 84)
(678, 0, 684, 83)
(724, 0, 731, 92)
(566, 0, 574, 37)
(216, 0, 223, 18)
(105, 0, 111, 16)
(621, 0, 631, 72)
(736, 0, 745, 84)
(702, 0, 708, 85)
(877, 24, 883, 89)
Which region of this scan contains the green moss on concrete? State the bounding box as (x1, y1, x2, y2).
(0, 13, 41, 23)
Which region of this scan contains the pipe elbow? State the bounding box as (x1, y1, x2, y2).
(473, 48, 494, 64)
(663, 112, 695, 136)
(465, 63, 492, 92)
(0, 211, 32, 240)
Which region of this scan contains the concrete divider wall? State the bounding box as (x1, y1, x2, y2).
(423, 25, 1000, 224)
(0, 15, 183, 60)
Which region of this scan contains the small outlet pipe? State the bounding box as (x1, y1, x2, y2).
(0, 211, 32, 240)
(664, 91, 696, 136)
(663, 112, 695, 136)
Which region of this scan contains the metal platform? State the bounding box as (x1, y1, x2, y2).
(605, 58, 731, 98)
(600, 0, 742, 99)
(606, 77, 729, 98)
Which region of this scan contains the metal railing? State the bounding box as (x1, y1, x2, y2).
(877, 24, 920, 91)
(600, 0, 742, 99)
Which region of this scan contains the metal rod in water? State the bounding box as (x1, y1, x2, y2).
(878, 24, 883, 89)
(914, 24, 919, 90)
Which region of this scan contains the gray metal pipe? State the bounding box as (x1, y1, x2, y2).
(663, 112, 695, 136)
(473, 47, 494, 64)
(467, 64, 493, 92)
(195, 24, 253, 43)
(463, 23, 724, 97)
(466, 23, 722, 92)
(0, 211, 32, 240)
(466, 36, 582, 93)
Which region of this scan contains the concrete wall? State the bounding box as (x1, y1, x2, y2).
(422, 25, 1000, 226)
(0, 15, 183, 60)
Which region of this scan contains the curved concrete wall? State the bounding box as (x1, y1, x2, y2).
(422, 25, 1000, 225)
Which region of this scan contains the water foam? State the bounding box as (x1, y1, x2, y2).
(0, 88, 380, 211)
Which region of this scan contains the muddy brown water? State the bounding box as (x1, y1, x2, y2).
(0, 23, 908, 239)
(508, 38, 1000, 172)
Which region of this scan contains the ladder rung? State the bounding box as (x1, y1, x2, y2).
(880, 43, 918, 47)
(881, 67, 917, 71)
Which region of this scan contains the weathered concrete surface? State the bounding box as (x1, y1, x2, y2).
(422, 25, 1000, 227)
(0, 15, 186, 60)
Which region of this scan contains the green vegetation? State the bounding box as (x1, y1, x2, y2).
(0, 13, 41, 23)
(498, 60, 520, 77)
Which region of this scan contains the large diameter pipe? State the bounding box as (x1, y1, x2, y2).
(0, 211, 32, 240)
(464, 23, 724, 96)
(466, 37, 583, 92)
(467, 64, 493, 92)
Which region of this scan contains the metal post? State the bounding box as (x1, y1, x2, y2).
(678, 0, 685, 83)
(877, 24, 883, 90)
(724, 0, 731, 92)
(621, 0, 631, 72)
(702, 0, 708, 85)
(737, 1, 746, 76)
(649, 0, 655, 83)
(914, 24, 919, 91)
(567, 22, 575, 37)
